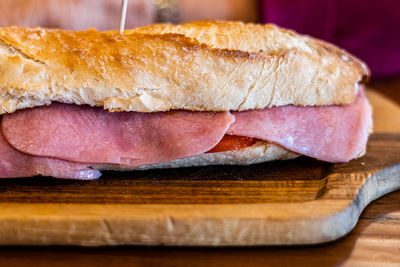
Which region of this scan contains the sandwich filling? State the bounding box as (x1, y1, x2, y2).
(0, 87, 371, 179)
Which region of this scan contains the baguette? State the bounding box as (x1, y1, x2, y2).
(0, 21, 372, 179)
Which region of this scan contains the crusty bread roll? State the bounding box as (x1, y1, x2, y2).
(0, 21, 371, 173)
(0, 20, 369, 115)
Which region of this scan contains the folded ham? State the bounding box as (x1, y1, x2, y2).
(0, 88, 372, 179)
(2, 104, 235, 166)
(228, 90, 372, 162)
(0, 132, 101, 180)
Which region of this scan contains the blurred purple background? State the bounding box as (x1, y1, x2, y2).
(260, 0, 400, 77)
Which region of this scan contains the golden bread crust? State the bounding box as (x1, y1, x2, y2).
(0, 21, 369, 114)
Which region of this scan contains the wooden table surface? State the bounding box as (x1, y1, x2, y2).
(0, 79, 399, 267)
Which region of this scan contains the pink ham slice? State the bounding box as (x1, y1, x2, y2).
(2, 104, 234, 166)
(228, 88, 372, 162)
(0, 132, 101, 179)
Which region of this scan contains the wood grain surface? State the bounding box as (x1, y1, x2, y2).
(0, 88, 398, 248)
(0, 190, 399, 267)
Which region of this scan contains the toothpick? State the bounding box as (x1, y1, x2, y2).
(119, 0, 129, 34)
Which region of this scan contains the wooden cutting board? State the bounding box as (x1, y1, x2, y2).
(0, 89, 398, 246)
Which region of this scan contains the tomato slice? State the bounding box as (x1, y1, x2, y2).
(207, 135, 257, 153)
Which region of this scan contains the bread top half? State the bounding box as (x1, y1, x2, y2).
(0, 20, 369, 114)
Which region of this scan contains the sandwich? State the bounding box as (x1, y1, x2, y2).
(0, 21, 372, 180)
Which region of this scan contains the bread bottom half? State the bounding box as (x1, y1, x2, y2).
(95, 141, 299, 171)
